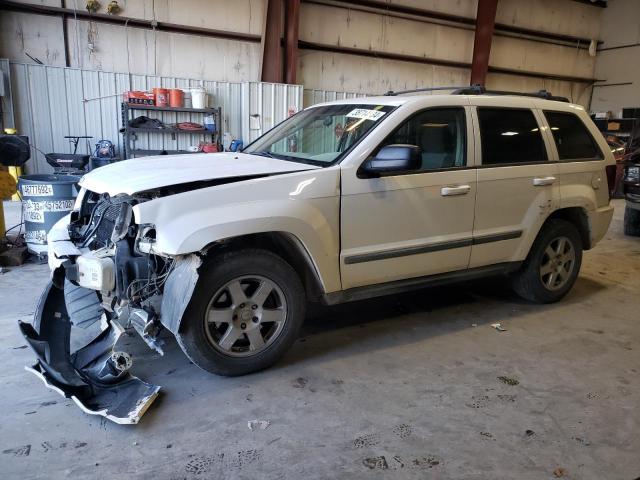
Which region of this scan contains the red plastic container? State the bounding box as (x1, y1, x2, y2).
(169, 89, 184, 108)
(153, 88, 169, 107)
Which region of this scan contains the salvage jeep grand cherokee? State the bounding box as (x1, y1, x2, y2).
(20, 86, 615, 423)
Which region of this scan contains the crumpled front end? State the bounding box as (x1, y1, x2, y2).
(19, 282, 160, 424)
(18, 190, 186, 424)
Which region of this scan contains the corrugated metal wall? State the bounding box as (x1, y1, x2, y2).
(6, 61, 303, 174)
(303, 89, 369, 108)
(241, 82, 304, 145)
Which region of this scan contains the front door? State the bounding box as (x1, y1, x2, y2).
(340, 106, 477, 289)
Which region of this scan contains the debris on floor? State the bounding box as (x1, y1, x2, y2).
(248, 420, 270, 431)
(553, 467, 567, 477)
(491, 323, 507, 332)
(525, 429, 535, 437)
(573, 436, 591, 446)
(497, 376, 520, 386)
(363, 456, 388, 470)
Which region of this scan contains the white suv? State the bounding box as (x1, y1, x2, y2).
(21, 87, 615, 423)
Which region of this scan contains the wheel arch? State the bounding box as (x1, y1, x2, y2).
(546, 207, 592, 250)
(202, 231, 327, 301)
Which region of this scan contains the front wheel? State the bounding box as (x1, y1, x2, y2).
(511, 219, 583, 303)
(176, 249, 305, 376)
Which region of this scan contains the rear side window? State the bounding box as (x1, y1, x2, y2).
(478, 108, 548, 165)
(543, 111, 602, 160)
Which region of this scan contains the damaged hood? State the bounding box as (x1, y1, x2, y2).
(80, 152, 320, 196)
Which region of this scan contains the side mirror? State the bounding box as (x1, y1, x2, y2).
(359, 144, 421, 177)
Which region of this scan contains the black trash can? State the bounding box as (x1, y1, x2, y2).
(18, 174, 80, 255)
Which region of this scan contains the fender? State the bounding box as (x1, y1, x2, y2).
(133, 167, 342, 294)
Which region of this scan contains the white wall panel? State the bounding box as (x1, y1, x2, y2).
(0, 12, 66, 67)
(496, 0, 601, 40)
(300, 3, 473, 64)
(298, 50, 469, 94)
(591, 0, 640, 114)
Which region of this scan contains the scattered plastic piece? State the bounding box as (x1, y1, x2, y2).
(471, 323, 478, 327)
(248, 420, 270, 431)
(491, 323, 507, 332)
(525, 429, 535, 437)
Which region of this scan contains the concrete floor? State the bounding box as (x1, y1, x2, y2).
(1, 199, 639, 479)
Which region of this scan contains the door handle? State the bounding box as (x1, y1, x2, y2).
(441, 185, 471, 196)
(532, 176, 556, 186)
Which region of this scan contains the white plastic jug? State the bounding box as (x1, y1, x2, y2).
(190, 87, 207, 109)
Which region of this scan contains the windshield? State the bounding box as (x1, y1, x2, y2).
(243, 104, 396, 165)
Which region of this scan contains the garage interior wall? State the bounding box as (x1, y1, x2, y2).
(297, 0, 601, 105)
(3, 60, 302, 174)
(1, 0, 605, 106)
(590, 0, 640, 114)
(0, 0, 264, 81)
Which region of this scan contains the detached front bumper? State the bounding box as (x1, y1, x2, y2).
(18, 281, 160, 425)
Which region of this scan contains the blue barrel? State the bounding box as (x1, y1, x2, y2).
(18, 174, 80, 255)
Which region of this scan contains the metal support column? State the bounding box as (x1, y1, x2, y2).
(284, 0, 300, 85)
(261, 0, 284, 83)
(470, 0, 499, 86)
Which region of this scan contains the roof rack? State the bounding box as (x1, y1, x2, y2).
(452, 84, 570, 102)
(384, 84, 569, 103)
(384, 86, 469, 96)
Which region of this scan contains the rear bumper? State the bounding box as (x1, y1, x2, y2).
(18, 281, 160, 424)
(589, 204, 615, 246)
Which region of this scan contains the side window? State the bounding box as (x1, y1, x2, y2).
(478, 108, 548, 165)
(380, 108, 466, 171)
(543, 111, 602, 160)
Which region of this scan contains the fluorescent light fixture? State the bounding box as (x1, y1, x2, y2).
(501, 131, 519, 136)
(422, 123, 449, 127)
(551, 127, 559, 130)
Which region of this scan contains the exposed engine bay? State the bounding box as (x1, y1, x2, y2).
(19, 189, 200, 424)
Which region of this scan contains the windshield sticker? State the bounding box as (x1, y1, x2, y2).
(346, 108, 386, 121)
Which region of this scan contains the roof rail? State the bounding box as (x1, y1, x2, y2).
(452, 84, 570, 103)
(384, 86, 469, 96)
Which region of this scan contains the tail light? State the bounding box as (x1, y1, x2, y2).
(605, 164, 616, 199)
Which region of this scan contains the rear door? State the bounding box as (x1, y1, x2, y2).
(469, 101, 559, 268)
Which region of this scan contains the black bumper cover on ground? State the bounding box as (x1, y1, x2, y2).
(18, 281, 160, 424)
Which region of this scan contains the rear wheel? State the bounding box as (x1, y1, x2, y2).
(176, 249, 305, 376)
(624, 205, 640, 236)
(511, 219, 582, 303)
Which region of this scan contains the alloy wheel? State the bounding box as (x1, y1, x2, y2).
(539, 236, 576, 291)
(204, 275, 287, 357)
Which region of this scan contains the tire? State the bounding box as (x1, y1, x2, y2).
(624, 205, 640, 236)
(175, 249, 305, 376)
(511, 219, 583, 304)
